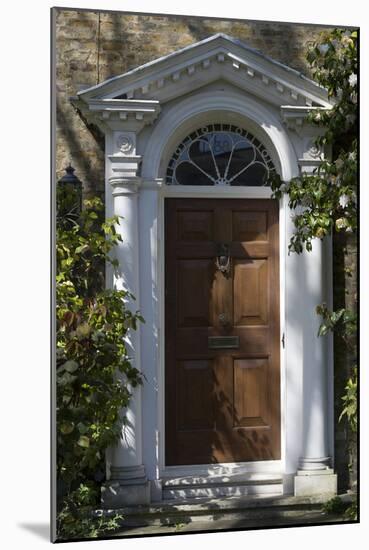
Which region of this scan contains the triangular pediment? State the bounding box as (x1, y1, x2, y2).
(77, 33, 331, 110)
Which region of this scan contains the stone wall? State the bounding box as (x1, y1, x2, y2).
(54, 7, 336, 194)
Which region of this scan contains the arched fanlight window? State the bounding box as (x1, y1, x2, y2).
(166, 124, 275, 186)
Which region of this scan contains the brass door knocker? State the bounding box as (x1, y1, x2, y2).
(215, 243, 231, 276)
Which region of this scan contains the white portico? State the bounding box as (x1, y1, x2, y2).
(74, 34, 337, 506)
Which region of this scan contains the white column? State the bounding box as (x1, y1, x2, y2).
(293, 154, 337, 496)
(101, 137, 151, 506)
(102, 177, 150, 506)
(299, 238, 330, 470)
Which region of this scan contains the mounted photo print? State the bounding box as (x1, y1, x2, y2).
(51, 6, 359, 542)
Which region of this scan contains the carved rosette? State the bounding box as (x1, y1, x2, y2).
(116, 134, 135, 155)
(308, 143, 321, 159)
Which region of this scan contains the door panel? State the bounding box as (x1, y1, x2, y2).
(232, 210, 268, 241)
(233, 358, 269, 428)
(233, 259, 268, 326)
(177, 360, 215, 431)
(177, 210, 214, 242)
(165, 198, 280, 466)
(177, 260, 213, 327)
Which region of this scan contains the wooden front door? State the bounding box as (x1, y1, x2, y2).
(165, 198, 280, 466)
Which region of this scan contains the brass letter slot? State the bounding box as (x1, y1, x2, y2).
(208, 336, 240, 349)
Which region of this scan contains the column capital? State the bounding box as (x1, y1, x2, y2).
(298, 158, 323, 175)
(298, 138, 325, 174)
(280, 105, 328, 175)
(107, 131, 143, 195)
(109, 176, 141, 196)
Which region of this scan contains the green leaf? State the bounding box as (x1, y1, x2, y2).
(60, 422, 75, 434)
(318, 324, 329, 337)
(76, 322, 91, 339)
(77, 422, 89, 434)
(58, 372, 77, 386)
(77, 436, 90, 448)
(75, 244, 89, 254)
(63, 360, 79, 373)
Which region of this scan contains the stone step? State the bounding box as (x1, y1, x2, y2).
(162, 473, 283, 500)
(103, 493, 345, 529)
(163, 486, 283, 500)
(111, 509, 348, 537)
(163, 482, 283, 500)
(162, 472, 283, 486)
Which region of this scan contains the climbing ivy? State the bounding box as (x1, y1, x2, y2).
(56, 184, 143, 539)
(270, 29, 357, 253)
(270, 28, 358, 515)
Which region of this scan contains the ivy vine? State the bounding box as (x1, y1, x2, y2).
(56, 183, 143, 539)
(270, 28, 358, 518)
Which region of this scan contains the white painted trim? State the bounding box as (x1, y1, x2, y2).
(161, 185, 273, 199)
(279, 193, 288, 473)
(141, 89, 299, 182)
(77, 33, 331, 109)
(157, 190, 166, 476)
(156, 183, 287, 479)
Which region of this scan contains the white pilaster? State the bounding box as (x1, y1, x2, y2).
(101, 132, 150, 507)
(284, 197, 304, 480)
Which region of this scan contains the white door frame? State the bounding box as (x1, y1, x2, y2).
(138, 90, 297, 482)
(156, 184, 287, 480)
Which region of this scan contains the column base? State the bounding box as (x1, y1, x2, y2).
(298, 456, 331, 471)
(294, 468, 337, 497)
(101, 465, 150, 507)
(101, 479, 150, 508)
(150, 479, 163, 502)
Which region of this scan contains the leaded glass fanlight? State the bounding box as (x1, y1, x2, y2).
(166, 124, 276, 186)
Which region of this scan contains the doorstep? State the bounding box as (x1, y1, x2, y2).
(111, 511, 348, 537)
(161, 472, 283, 500)
(101, 493, 354, 532)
